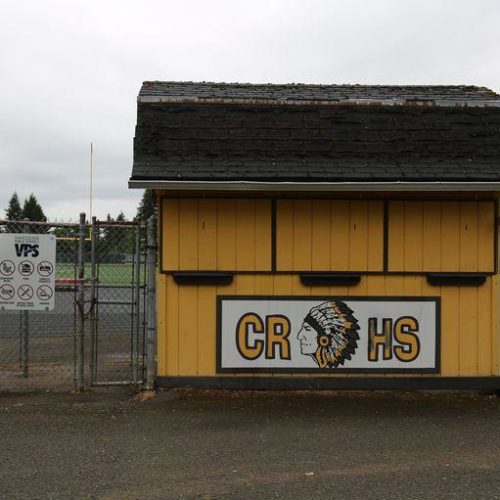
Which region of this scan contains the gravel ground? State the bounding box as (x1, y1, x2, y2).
(1, 388, 500, 499)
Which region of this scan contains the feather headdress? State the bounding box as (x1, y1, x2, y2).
(304, 301, 360, 368)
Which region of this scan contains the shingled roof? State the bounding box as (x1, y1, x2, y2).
(130, 81, 500, 190)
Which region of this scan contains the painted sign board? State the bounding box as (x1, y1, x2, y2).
(0, 233, 56, 311)
(217, 296, 440, 373)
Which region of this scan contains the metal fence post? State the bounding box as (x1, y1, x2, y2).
(89, 216, 97, 386)
(75, 212, 86, 391)
(145, 215, 156, 390)
(20, 219, 30, 377)
(132, 224, 141, 386)
(21, 310, 29, 377)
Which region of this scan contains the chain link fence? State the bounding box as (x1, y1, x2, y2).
(0, 220, 79, 391)
(89, 218, 146, 386)
(0, 216, 155, 393)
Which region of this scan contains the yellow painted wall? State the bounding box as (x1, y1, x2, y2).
(388, 201, 494, 272)
(276, 199, 384, 271)
(162, 198, 271, 271)
(157, 196, 499, 378)
(157, 274, 498, 377)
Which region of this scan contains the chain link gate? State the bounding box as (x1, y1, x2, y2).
(88, 217, 146, 386)
(0, 215, 151, 392)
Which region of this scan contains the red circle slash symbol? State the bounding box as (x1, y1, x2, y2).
(0, 260, 15, 276)
(37, 286, 53, 300)
(0, 284, 15, 300)
(37, 261, 54, 277)
(18, 285, 33, 301)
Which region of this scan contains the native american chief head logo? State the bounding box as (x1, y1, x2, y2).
(297, 301, 360, 368)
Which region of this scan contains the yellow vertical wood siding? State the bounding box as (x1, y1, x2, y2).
(276, 200, 384, 271)
(158, 195, 499, 380)
(388, 201, 494, 272)
(157, 275, 498, 377)
(162, 198, 272, 271)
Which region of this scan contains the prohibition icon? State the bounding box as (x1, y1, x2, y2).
(0, 260, 15, 276)
(0, 284, 15, 300)
(19, 260, 34, 276)
(37, 285, 53, 300)
(18, 285, 33, 301)
(37, 261, 54, 277)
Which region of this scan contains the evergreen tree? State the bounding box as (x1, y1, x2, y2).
(21, 193, 47, 233)
(114, 211, 131, 255)
(101, 214, 114, 252)
(22, 193, 47, 221)
(102, 212, 132, 262)
(5, 192, 23, 220)
(135, 189, 155, 225)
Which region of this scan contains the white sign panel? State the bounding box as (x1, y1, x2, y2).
(0, 233, 56, 311)
(218, 296, 439, 373)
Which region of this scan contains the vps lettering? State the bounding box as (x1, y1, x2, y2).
(15, 244, 39, 258)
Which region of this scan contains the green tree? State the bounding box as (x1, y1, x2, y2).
(21, 193, 47, 233)
(100, 214, 114, 254)
(5, 192, 23, 220)
(101, 212, 133, 263)
(22, 193, 47, 221)
(135, 189, 155, 225)
(114, 211, 132, 255)
(3, 192, 23, 232)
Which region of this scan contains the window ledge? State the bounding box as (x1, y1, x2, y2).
(426, 273, 488, 287)
(300, 273, 361, 287)
(172, 272, 234, 286)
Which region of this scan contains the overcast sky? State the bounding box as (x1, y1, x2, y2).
(1, 0, 499, 221)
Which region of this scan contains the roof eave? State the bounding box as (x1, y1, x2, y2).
(128, 179, 500, 192)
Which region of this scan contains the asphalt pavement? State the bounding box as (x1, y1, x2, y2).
(1, 388, 500, 499)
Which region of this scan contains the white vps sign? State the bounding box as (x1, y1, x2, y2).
(0, 233, 56, 311)
(217, 297, 439, 373)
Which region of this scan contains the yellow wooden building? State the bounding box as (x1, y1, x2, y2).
(130, 82, 500, 390)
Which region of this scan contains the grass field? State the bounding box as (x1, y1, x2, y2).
(56, 263, 145, 285)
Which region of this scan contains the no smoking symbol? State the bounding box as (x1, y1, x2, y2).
(37, 286, 53, 300)
(18, 285, 33, 301)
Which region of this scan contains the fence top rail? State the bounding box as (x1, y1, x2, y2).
(0, 219, 79, 228)
(95, 221, 141, 228)
(0, 219, 143, 229)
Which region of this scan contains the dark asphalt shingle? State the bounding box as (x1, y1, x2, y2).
(139, 81, 500, 103)
(131, 82, 500, 184)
